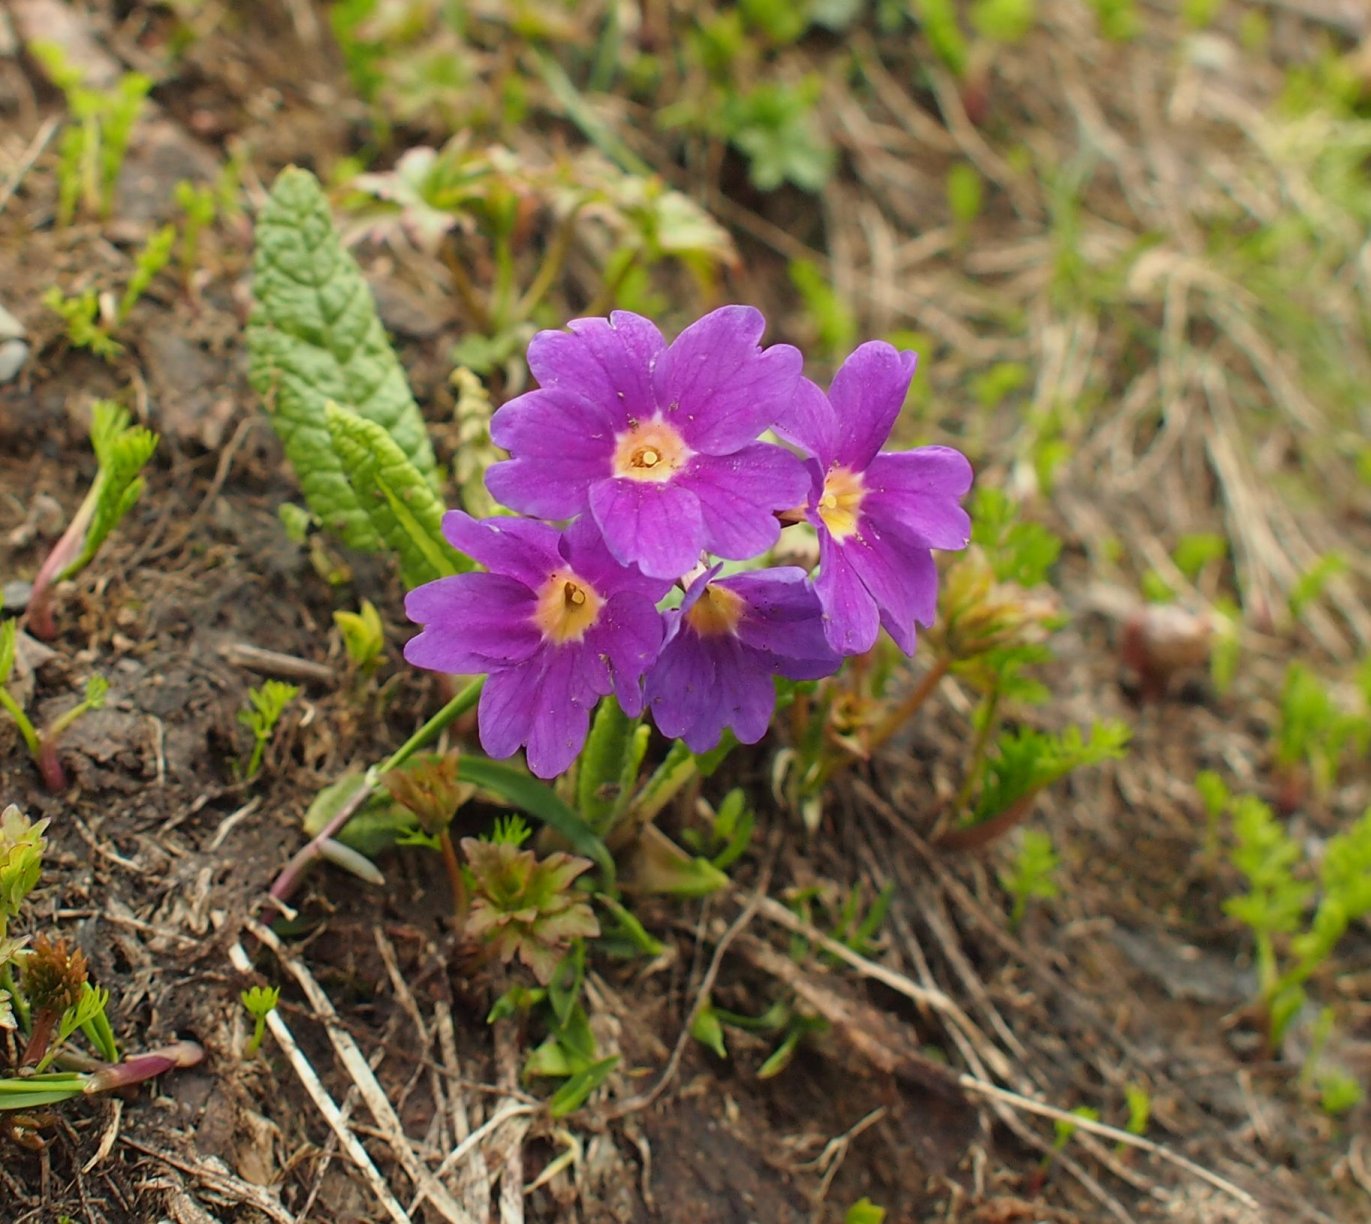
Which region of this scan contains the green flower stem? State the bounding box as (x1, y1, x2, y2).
(267, 678, 484, 906)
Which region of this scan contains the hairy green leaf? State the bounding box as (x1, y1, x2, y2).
(247, 166, 437, 550)
(324, 401, 467, 586)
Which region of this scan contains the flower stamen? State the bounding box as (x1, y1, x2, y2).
(534, 572, 602, 643)
(816, 466, 866, 541)
(613, 419, 691, 484)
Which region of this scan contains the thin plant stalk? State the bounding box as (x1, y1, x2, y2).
(438, 829, 468, 926)
(267, 678, 484, 905)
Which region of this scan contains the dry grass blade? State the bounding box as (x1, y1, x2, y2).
(243, 920, 479, 1224)
(227, 940, 413, 1224)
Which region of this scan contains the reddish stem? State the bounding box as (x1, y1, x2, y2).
(935, 790, 1039, 852)
(20, 1009, 58, 1068)
(36, 737, 67, 793)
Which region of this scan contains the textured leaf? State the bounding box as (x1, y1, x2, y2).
(247, 166, 437, 550)
(325, 401, 468, 586)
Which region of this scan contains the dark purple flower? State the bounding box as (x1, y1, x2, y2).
(778, 342, 973, 656)
(485, 307, 810, 580)
(645, 567, 840, 753)
(404, 513, 668, 778)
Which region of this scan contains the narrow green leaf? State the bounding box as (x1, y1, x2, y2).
(457, 756, 614, 884)
(324, 400, 468, 586)
(576, 699, 639, 834)
(547, 1055, 619, 1118)
(247, 166, 438, 550)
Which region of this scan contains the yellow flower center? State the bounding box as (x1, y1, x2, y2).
(612, 418, 692, 484)
(683, 583, 745, 638)
(817, 465, 866, 541)
(533, 572, 603, 644)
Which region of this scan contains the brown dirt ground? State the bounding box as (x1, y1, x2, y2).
(2, 1, 1371, 1222)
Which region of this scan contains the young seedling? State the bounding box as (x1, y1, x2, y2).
(237, 680, 300, 781)
(383, 752, 474, 920)
(333, 599, 385, 677)
(0, 621, 108, 791)
(28, 400, 159, 639)
(0, 804, 203, 1121)
(42, 287, 122, 359)
(28, 41, 150, 223)
(998, 828, 1061, 928)
(240, 985, 281, 1057)
(464, 822, 600, 984)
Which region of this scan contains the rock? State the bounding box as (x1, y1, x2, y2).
(0, 338, 27, 383)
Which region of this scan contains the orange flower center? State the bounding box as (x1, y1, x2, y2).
(612, 418, 692, 484)
(817, 466, 866, 541)
(533, 572, 602, 644)
(683, 584, 745, 638)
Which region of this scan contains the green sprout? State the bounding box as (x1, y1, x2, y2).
(175, 179, 218, 289)
(237, 680, 301, 780)
(241, 985, 281, 1057)
(43, 286, 122, 359)
(1220, 799, 1371, 1043)
(1273, 661, 1366, 799)
(29, 41, 150, 223)
(998, 828, 1061, 929)
(27, 400, 159, 639)
(333, 599, 386, 676)
(1, 622, 108, 791)
(118, 225, 176, 323)
(844, 1199, 888, 1224)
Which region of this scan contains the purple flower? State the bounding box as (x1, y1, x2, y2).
(778, 342, 973, 657)
(404, 513, 668, 778)
(485, 307, 810, 580)
(645, 567, 840, 753)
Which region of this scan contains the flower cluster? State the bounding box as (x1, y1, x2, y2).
(405, 307, 972, 777)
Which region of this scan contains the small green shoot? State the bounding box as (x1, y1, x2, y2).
(789, 259, 857, 359)
(28, 400, 159, 639)
(237, 681, 300, 780)
(999, 828, 1061, 928)
(333, 599, 386, 676)
(29, 42, 150, 223)
(241, 985, 281, 1057)
(721, 79, 835, 193)
(118, 225, 176, 322)
(1, 620, 108, 791)
(844, 1198, 888, 1224)
(1194, 769, 1231, 857)
(175, 180, 218, 288)
(43, 286, 121, 359)
(947, 162, 985, 233)
(1289, 552, 1347, 621)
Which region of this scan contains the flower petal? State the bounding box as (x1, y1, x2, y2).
(828, 342, 918, 470)
(727, 569, 841, 679)
(486, 387, 616, 519)
(526, 312, 664, 429)
(773, 377, 838, 470)
(559, 514, 674, 605)
(815, 532, 881, 655)
(478, 666, 538, 761)
(588, 477, 705, 580)
(841, 517, 940, 655)
(441, 511, 562, 588)
(524, 648, 600, 778)
(863, 447, 974, 548)
(588, 592, 665, 717)
(404, 573, 541, 673)
(676, 444, 809, 561)
(710, 637, 778, 748)
(645, 630, 718, 745)
(652, 305, 803, 453)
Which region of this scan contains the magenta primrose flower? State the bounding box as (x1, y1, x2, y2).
(485, 306, 810, 580)
(779, 341, 974, 656)
(645, 566, 841, 753)
(403, 512, 668, 778)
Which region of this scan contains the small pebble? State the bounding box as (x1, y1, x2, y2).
(0, 337, 29, 383)
(2, 579, 32, 611)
